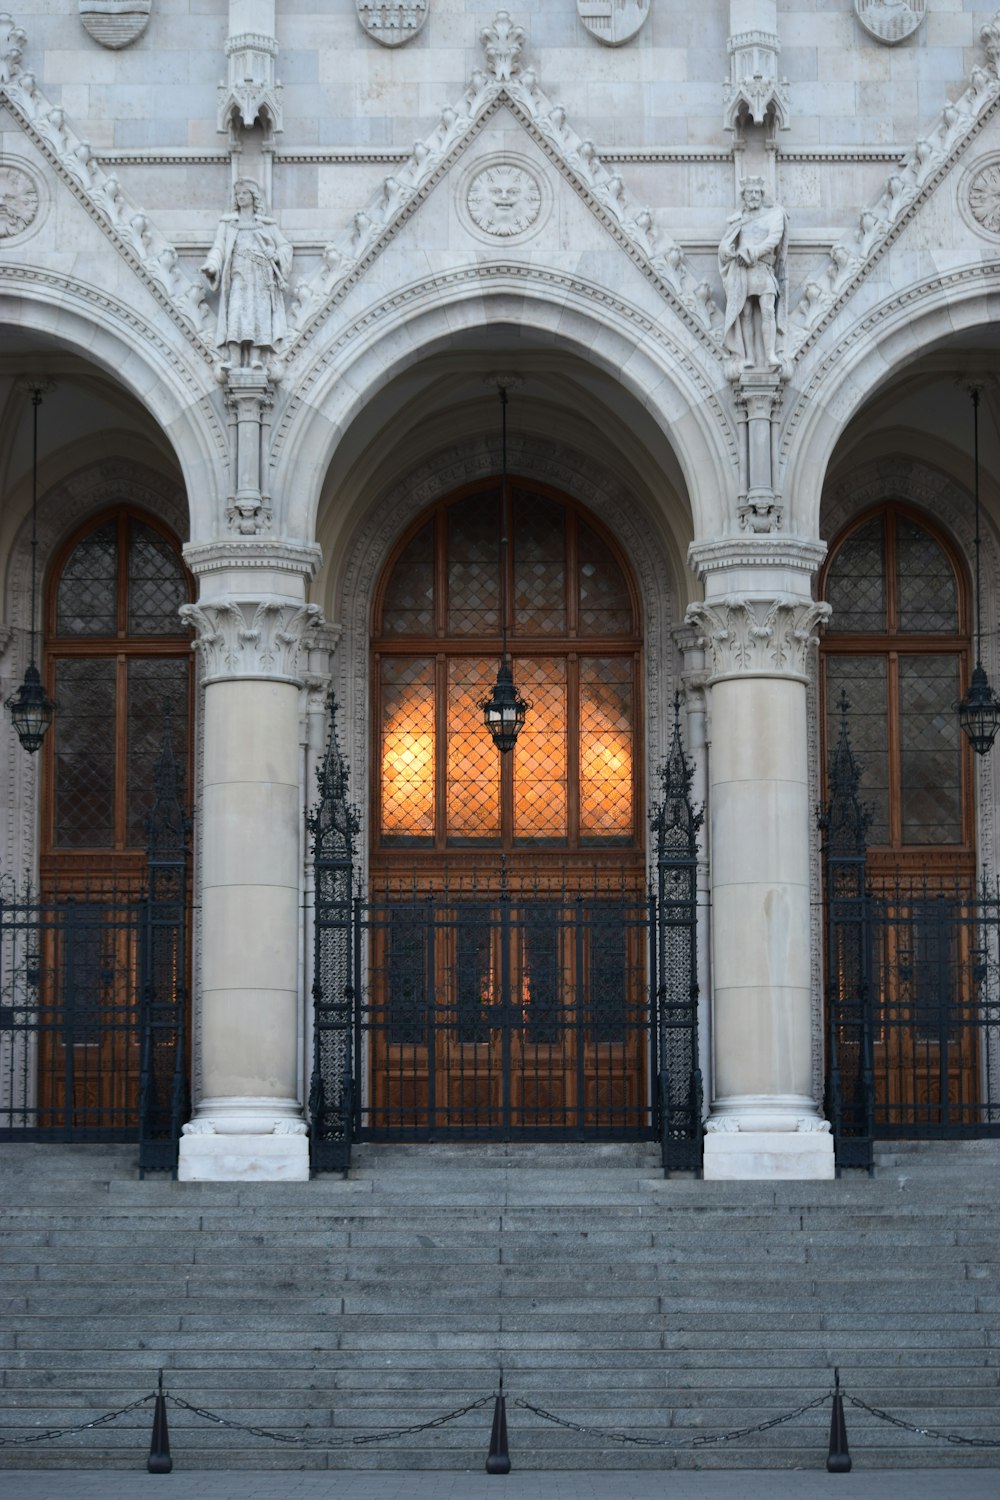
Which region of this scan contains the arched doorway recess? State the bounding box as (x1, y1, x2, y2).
(364, 475, 651, 1139)
(821, 502, 980, 1130)
(34, 506, 193, 1133)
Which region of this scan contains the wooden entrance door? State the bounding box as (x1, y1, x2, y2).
(367, 478, 649, 1138)
(39, 508, 191, 1132)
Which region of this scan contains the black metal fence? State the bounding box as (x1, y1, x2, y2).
(822, 696, 1000, 1172)
(308, 695, 704, 1174)
(0, 712, 190, 1173)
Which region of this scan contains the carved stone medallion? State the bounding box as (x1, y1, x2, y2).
(356, 1, 428, 47)
(577, 0, 650, 47)
(967, 160, 1000, 239)
(853, 0, 925, 46)
(0, 164, 39, 239)
(466, 163, 542, 239)
(79, 0, 151, 48)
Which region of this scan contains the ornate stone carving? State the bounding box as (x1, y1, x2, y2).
(201, 179, 292, 371)
(719, 178, 789, 374)
(724, 29, 790, 132)
(0, 162, 38, 237)
(854, 0, 925, 46)
(983, 13, 1000, 74)
(686, 596, 831, 679)
(218, 32, 283, 136)
(356, 1, 428, 47)
(577, 0, 649, 47)
(223, 368, 275, 535)
(0, 12, 26, 82)
(180, 598, 322, 684)
(78, 0, 150, 49)
(967, 159, 1000, 238)
(480, 10, 524, 81)
(466, 161, 542, 238)
(734, 374, 784, 532)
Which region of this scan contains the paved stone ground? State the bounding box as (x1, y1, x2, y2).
(3, 1471, 1000, 1499)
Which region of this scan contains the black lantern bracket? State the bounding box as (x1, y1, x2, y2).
(957, 384, 1000, 757)
(5, 377, 57, 754)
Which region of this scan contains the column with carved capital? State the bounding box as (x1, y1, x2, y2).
(687, 539, 832, 1179)
(177, 541, 321, 1181)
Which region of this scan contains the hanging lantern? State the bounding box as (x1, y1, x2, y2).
(480, 658, 529, 755)
(480, 383, 529, 754)
(5, 662, 55, 755)
(5, 381, 56, 754)
(957, 386, 1000, 757)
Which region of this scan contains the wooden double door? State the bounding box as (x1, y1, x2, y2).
(362, 872, 653, 1139)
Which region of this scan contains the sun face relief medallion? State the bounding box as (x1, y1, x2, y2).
(0, 164, 39, 239)
(356, 1, 428, 47)
(968, 162, 1000, 238)
(466, 164, 543, 240)
(577, 0, 650, 47)
(853, 0, 925, 46)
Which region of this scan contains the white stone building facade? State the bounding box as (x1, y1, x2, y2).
(2, 0, 1000, 1182)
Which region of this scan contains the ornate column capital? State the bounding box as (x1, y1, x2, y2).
(180, 597, 322, 685)
(686, 595, 830, 682)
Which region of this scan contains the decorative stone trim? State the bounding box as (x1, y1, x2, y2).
(724, 29, 790, 133)
(688, 536, 827, 583)
(180, 597, 322, 684)
(0, 18, 215, 361)
(218, 30, 283, 136)
(686, 596, 831, 681)
(276, 51, 726, 365)
(183, 539, 322, 581)
(0, 157, 42, 243)
(787, 26, 1000, 358)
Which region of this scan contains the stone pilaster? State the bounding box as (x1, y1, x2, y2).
(687, 538, 833, 1180)
(177, 540, 321, 1182)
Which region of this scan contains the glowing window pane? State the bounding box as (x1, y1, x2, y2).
(513, 657, 567, 841)
(512, 490, 565, 636)
(448, 494, 500, 636)
(580, 657, 633, 839)
(381, 520, 434, 636)
(381, 657, 435, 839)
(447, 658, 500, 842)
(578, 519, 632, 635)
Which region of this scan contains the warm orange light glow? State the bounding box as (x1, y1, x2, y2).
(380, 658, 436, 836)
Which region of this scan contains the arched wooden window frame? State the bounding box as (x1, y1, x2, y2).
(819, 500, 975, 869)
(371, 476, 645, 870)
(41, 506, 194, 886)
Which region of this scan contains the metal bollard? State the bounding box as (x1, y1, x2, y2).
(826, 1368, 852, 1473)
(147, 1369, 173, 1474)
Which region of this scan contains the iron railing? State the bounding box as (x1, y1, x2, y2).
(822, 695, 1000, 1171)
(307, 694, 704, 1173)
(0, 708, 190, 1172)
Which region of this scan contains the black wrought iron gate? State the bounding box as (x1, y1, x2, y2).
(822, 697, 1000, 1173)
(308, 697, 704, 1174)
(0, 713, 190, 1172)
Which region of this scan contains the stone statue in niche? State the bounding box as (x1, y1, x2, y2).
(201, 178, 293, 369)
(719, 177, 789, 371)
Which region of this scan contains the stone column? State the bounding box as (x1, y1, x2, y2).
(177, 541, 321, 1182)
(687, 539, 833, 1180)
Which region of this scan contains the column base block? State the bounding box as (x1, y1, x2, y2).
(177, 1133, 310, 1183)
(703, 1130, 835, 1181)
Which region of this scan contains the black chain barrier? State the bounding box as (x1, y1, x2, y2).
(845, 1393, 1000, 1449)
(514, 1391, 831, 1449)
(2, 1381, 999, 1452)
(165, 1391, 495, 1449)
(0, 1393, 155, 1446)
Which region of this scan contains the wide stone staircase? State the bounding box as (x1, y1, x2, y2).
(0, 1139, 998, 1471)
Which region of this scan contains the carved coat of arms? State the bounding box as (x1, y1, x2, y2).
(853, 0, 925, 45)
(356, 2, 428, 47)
(78, 0, 151, 49)
(577, 0, 650, 47)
